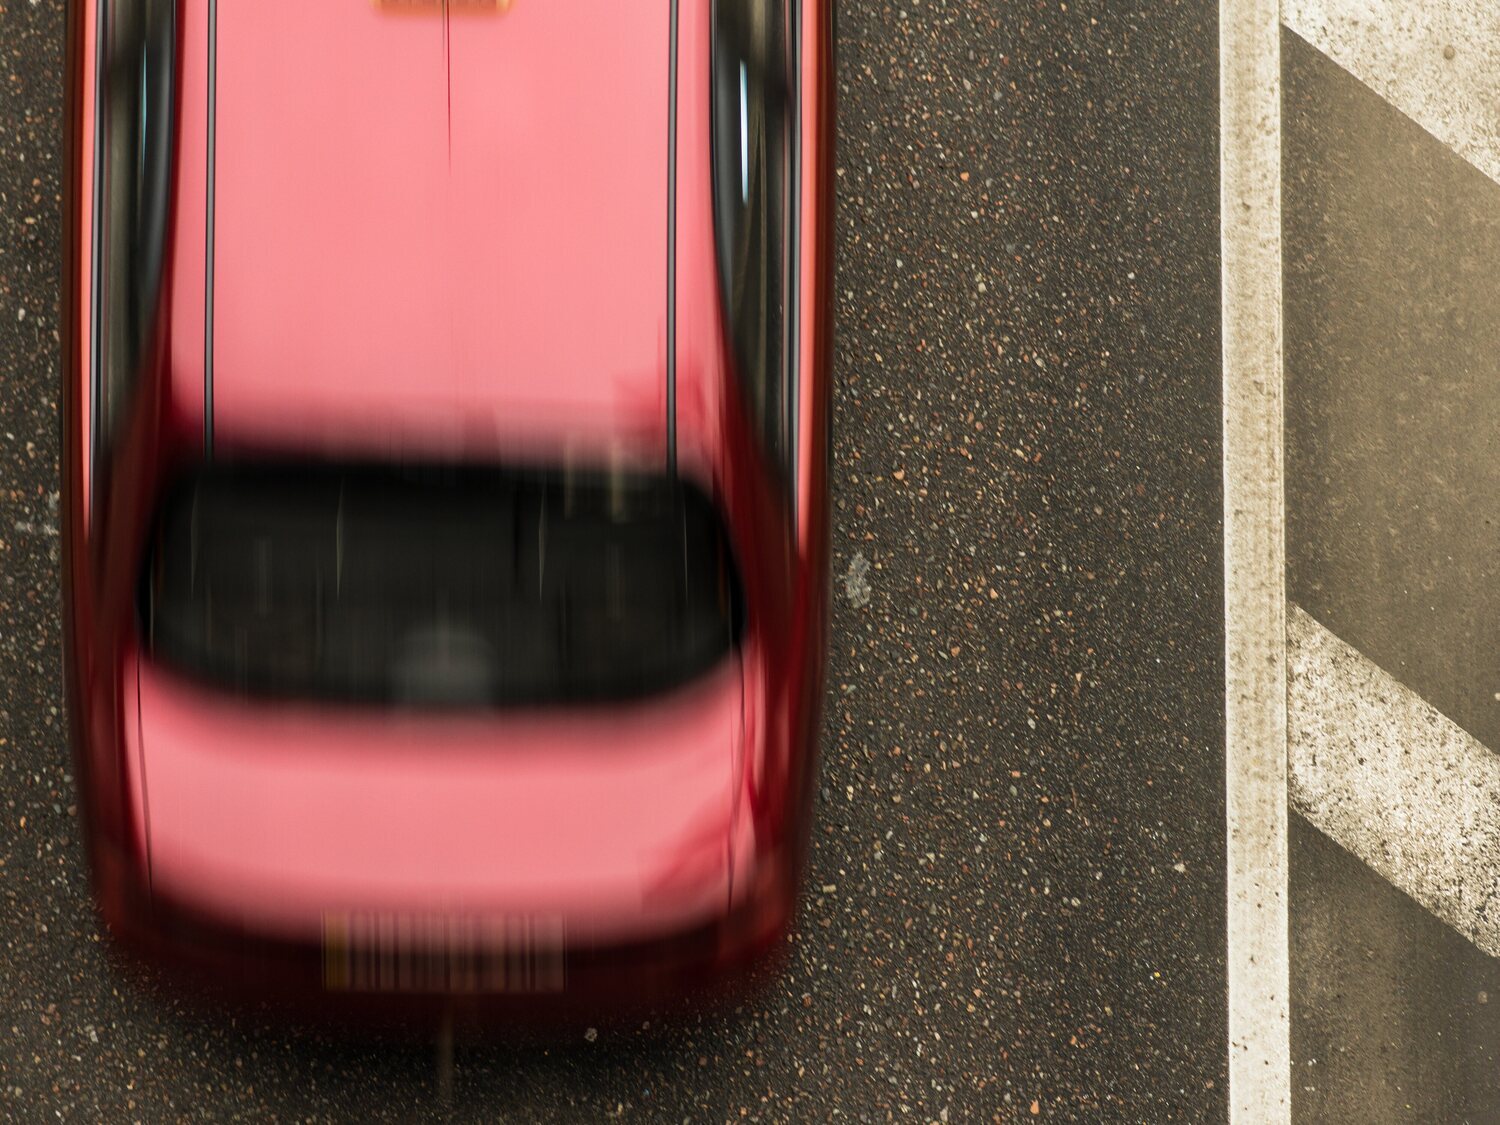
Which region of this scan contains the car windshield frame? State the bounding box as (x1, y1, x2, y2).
(139, 459, 746, 710)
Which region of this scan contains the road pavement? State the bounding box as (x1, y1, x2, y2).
(0, 1, 1227, 1121)
(1284, 11, 1500, 1121)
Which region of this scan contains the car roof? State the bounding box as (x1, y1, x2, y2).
(202, 0, 676, 460)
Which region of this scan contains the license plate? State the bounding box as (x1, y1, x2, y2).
(322, 912, 565, 994)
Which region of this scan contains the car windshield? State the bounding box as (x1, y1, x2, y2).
(141, 461, 743, 707)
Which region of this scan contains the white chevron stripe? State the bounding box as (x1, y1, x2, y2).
(1284, 0, 1500, 187)
(1288, 602, 1500, 957)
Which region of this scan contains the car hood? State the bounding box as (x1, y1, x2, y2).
(131, 652, 744, 945)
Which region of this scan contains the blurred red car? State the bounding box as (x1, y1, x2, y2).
(61, 0, 833, 1017)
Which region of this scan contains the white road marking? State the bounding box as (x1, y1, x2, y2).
(1289, 604, 1500, 957)
(1221, 0, 1289, 1118)
(1284, 0, 1500, 187)
(1284, 0, 1500, 958)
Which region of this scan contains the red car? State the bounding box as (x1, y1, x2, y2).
(61, 0, 833, 1018)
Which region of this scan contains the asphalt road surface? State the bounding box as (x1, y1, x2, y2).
(1283, 12, 1500, 1123)
(1, 1, 1227, 1121)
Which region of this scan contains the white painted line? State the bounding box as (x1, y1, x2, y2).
(1288, 604, 1500, 957)
(1221, 0, 1289, 1118)
(1284, 0, 1500, 187)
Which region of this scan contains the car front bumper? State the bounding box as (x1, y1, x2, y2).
(88, 832, 797, 1033)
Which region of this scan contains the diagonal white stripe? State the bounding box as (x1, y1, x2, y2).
(1289, 603, 1500, 957)
(1284, 0, 1500, 187)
